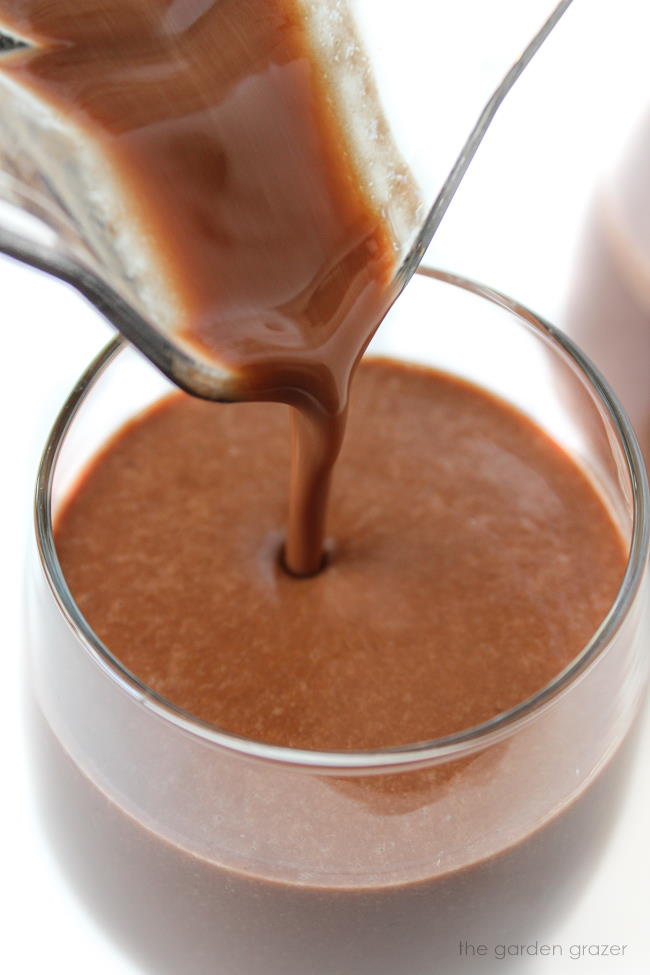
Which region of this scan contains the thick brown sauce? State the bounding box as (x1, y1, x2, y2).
(0, 0, 412, 574)
(55, 360, 626, 750)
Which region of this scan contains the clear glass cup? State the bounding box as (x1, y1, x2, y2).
(565, 109, 650, 466)
(26, 269, 649, 975)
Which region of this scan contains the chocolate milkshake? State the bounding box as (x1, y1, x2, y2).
(28, 339, 644, 975)
(55, 361, 625, 750)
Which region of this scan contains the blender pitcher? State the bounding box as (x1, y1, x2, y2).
(0, 0, 572, 401)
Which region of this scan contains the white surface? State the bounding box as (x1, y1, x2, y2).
(1, 1, 650, 973)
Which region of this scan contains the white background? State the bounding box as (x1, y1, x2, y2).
(1, 1, 649, 972)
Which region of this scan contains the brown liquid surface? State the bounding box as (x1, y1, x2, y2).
(0, 0, 417, 574)
(55, 359, 626, 750)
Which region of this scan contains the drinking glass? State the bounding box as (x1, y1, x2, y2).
(565, 109, 650, 466)
(26, 269, 649, 975)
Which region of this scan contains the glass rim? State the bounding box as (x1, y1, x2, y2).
(34, 267, 650, 771)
